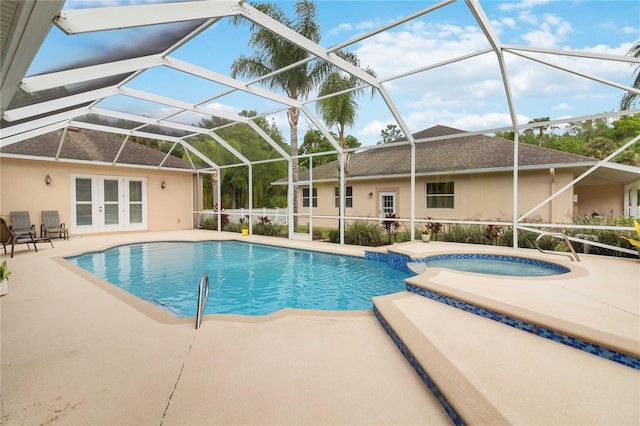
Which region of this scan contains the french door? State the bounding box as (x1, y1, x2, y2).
(71, 175, 147, 234)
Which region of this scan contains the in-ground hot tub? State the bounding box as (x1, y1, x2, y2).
(409, 253, 570, 277)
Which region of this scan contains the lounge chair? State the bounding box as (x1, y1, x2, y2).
(1, 217, 53, 258)
(41, 210, 69, 240)
(9, 211, 36, 237)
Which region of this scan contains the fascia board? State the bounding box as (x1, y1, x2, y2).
(0, 153, 197, 172)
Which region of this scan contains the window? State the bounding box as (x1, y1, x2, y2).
(334, 186, 353, 208)
(426, 182, 454, 208)
(302, 187, 317, 208)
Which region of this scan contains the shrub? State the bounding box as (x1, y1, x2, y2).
(223, 222, 242, 233)
(253, 222, 282, 236)
(328, 229, 340, 243)
(200, 216, 217, 230)
(382, 214, 400, 244)
(344, 221, 384, 247)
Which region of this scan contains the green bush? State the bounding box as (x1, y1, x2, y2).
(223, 222, 242, 233)
(253, 222, 282, 236)
(328, 229, 340, 243)
(344, 221, 385, 247)
(200, 216, 217, 230)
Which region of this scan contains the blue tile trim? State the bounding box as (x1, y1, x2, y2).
(406, 284, 640, 371)
(364, 251, 412, 273)
(373, 307, 465, 426)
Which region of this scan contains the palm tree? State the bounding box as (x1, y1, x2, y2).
(620, 40, 640, 110)
(316, 54, 375, 174)
(231, 0, 329, 230)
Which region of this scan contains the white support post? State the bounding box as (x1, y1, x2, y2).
(248, 164, 253, 234)
(339, 152, 346, 245)
(287, 159, 294, 239)
(410, 144, 416, 241)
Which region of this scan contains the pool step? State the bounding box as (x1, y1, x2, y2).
(373, 292, 640, 425)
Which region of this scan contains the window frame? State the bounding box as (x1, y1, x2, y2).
(425, 181, 454, 209)
(334, 186, 353, 208)
(302, 187, 317, 208)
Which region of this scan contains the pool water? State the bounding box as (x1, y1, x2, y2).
(66, 241, 409, 317)
(419, 254, 570, 276)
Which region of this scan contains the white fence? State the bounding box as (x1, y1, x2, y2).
(202, 208, 289, 225)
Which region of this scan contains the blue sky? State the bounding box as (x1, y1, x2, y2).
(30, 0, 640, 146)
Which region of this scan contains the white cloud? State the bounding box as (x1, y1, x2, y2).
(552, 102, 571, 111)
(328, 23, 353, 36)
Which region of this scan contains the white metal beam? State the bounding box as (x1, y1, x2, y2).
(68, 120, 220, 170)
(3, 86, 119, 122)
(53, 1, 242, 34)
(246, 120, 291, 160)
(0, 121, 68, 148)
(1, 0, 65, 114)
(238, 2, 381, 89)
(0, 105, 90, 141)
(118, 86, 249, 124)
(164, 57, 303, 109)
(20, 55, 164, 93)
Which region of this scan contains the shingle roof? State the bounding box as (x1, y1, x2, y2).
(1, 128, 198, 170)
(298, 125, 596, 181)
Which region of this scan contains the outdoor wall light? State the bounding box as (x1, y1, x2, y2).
(368, 192, 373, 199)
(161, 181, 167, 189)
(45, 174, 52, 185)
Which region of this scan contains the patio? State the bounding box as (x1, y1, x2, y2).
(1, 230, 638, 424)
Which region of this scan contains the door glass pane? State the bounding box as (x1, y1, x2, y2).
(75, 178, 92, 225)
(129, 181, 143, 224)
(129, 205, 143, 224)
(129, 181, 142, 202)
(104, 179, 119, 225)
(105, 205, 119, 224)
(104, 180, 119, 202)
(76, 178, 92, 202)
(382, 195, 395, 214)
(76, 204, 92, 226)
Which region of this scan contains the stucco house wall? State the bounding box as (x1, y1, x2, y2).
(298, 168, 577, 229)
(576, 184, 625, 217)
(0, 157, 194, 235)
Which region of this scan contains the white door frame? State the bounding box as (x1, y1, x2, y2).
(71, 174, 148, 234)
(379, 191, 397, 219)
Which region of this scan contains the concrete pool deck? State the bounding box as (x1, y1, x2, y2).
(1, 230, 639, 424)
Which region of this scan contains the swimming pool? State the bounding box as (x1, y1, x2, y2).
(410, 253, 570, 276)
(66, 241, 409, 317)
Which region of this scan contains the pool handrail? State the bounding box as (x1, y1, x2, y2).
(535, 232, 580, 262)
(195, 273, 209, 329)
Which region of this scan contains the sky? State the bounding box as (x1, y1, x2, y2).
(27, 0, 640, 147)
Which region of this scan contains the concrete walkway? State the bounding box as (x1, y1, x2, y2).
(1, 231, 450, 425)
